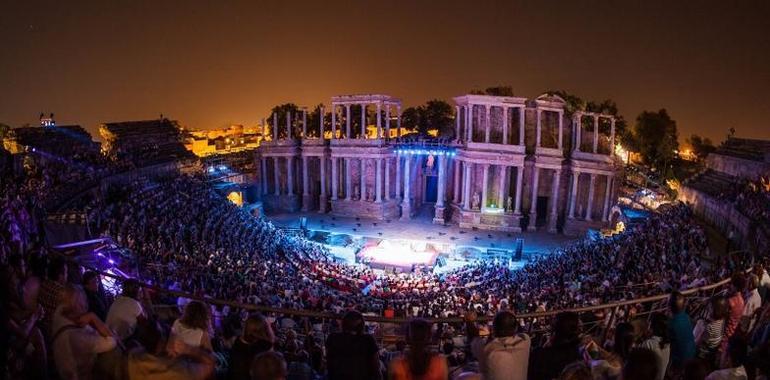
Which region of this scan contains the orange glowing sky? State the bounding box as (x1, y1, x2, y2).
(1, 1, 769, 143)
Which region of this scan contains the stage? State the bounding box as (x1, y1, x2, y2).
(268, 207, 578, 272)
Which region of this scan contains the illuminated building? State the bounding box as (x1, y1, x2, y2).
(257, 93, 622, 235)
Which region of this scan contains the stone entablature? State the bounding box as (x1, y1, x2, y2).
(257, 92, 621, 235)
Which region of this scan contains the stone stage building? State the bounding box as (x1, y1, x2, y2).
(257, 93, 622, 235)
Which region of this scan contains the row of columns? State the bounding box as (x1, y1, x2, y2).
(574, 114, 617, 154)
(454, 161, 525, 215)
(567, 171, 615, 222)
(329, 103, 401, 139)
(458, 104, 526, 145)
(270, 109, 308, 140)
(535, 108, 564, 150)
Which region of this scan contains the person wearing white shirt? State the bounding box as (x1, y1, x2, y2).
(743, 275, 762, 332)
(639, 313, 671, 380)
(105, 278, 146, 341)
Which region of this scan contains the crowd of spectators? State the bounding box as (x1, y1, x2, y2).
(2, 143, 770, 379)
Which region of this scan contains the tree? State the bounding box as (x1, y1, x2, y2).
(400, 107, 422, 136)
(422, 100, 454, 138)
(0, 123, 10, 140)
(630, 109, 679, 173)
(686, 134, 716, 161)
(267, 103, 300, 139)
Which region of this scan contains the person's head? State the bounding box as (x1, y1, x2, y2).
(135, 318, 166, 354)
(552, 312, 580, 343)
(251, 351, 287, 380)
(613, 322, 635, 359)
(492, 311, 518, 338)
(442, 341, 455, 355)
(48, 258, 67, 283)
(243, 313, 274, 345)
(725, 335, 747, 368)
(730, 272, 747, 294)
(121, 278, 141, 299)
(60, 284, 88, 316)
(622, 348, 659, 380)
(558, 361, 592, 380)
(669, 291, 686, 314)
(180, 300, 210, 330)
(340, 310, 365, 334)
(82, 271, 99, 293)
(747, 274, 759, 291)
(406, 319, 433, 376)
(683, 358, 709, 380)
(710, 295, 728, 320)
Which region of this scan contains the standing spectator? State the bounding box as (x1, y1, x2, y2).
(640, 313, 671, 380)
(469, 311, 530, 380)
(722, 274, 746, 355)
(51, 284, 117, 380)
(390, 318, 448, 380)
(169, 300, 213, 353)
(669, 291, 697, 373)
(529, 312, 582, 380)
(743, 274, 762, 331)
(326, 310, 381, 380)
(694, 296, 728, 365)
(754, 264, 770, 302)
(105, 278, 146, 341)
(82, 271, 108, 321)
(228, 313, 275, 380)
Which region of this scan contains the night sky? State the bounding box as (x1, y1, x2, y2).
(2, 1, 769, 142)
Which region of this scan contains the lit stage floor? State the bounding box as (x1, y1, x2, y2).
(268, 209, 578, 270)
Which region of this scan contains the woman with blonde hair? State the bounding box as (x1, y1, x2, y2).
(169, 300, 213, 354)
(51, 284, 117, 380)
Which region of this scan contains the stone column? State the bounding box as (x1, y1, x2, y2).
(557, 111, 564, 151)
(574, 114, 582, 152)
(481, 164, 489, 209)
(345, 104, 351, 138)
(484, 105, 491, 143)
(593, 115, 599, 153)
(502, 107, 508, 145)
(273, 157, 281, 195)
(586, 173, 596, 221)
(549, 169, 561, 233)
(395, 156, 402, 200)
(568, 172, 579, 219)
(331, 105, 337, 139)
(453, 159, 461, 203)
(514, 166, 523, 215)
(396, 105, 402, 138)
(602, 176, 613, 221)
(518, 107, 525, 146)
(466, 105, 473, 142)
(331, 157, 339, 201)
(286, 112, 292, 139)
(610, 119, 616, 155)
(319, 156, 328, 212)
(401, 155, 412, 219)
(376, 103, 382, 139)
(497, 165, 506, 209)
(455, 105, 461, 141)
(360, 159, 366, 200)
(361, 104, 366, 138)
(375, 158, 383, 203)
(385, 105, 391, 139)
(462, 162, 472, 210)
(345, 158, 352, 201)
(272, 113, 278, 141)
(530, 166, 540, 215)
(302, 156, 309, 196)
(302, 109, 307, 138)
(436, 155, 447, 207)
(535, 109, 542, 147)
(319, 106, 324, 138)
(286, 156, 294, 195)
(384, 158, 391, 201)
(260, 157, 268, 195)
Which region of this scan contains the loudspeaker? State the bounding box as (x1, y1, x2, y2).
(514, 238, 524, 261)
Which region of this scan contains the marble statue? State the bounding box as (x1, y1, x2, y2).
(354, 185, 360, 200)
(506, 196, 513, 213)
(472, 191, 480, 210)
